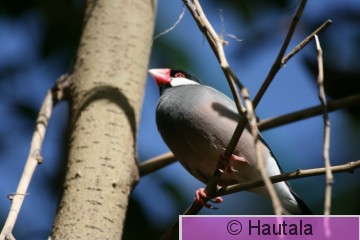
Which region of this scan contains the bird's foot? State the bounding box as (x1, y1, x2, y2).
(217, 153, 247, 173)
(194, 188, 223, 209)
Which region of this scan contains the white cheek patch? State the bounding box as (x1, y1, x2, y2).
(170, 77, 200, 87)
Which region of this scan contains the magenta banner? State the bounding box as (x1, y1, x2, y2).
(180, 216, 359, 240)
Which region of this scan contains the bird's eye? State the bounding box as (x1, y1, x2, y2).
(174, 72, 185, 78)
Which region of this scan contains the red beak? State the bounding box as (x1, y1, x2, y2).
(148, 68, 171, 85)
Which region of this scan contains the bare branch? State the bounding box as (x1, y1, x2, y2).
(0, 75, 71, 240)
(183, 0, 248, 213)
(219, 160, 360, 196)
(252, 0, 307, 108)
(314, 35, 333, 216)
(247, 1, 308, 214)
(282, 19, 332, 65)
(191, 0, 245, 112)
(258, 92, 360, 131)
(152, 6, 186, 44)
(139, 152, 176, 176)
(245, 97, 283, 215)
(160, 160, 360, 239)
(182, 0, 286, 217)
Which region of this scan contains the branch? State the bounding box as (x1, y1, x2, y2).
(258, 92, 360, 131)
(183, 0, 287, 217)
(183, 0, 249, 213)
(186, 0, 245, 112)
(314, 35, 333, 216)
(139, 152, 176, 176)
(0, 75, 71, 240)
(252, 0, 307, 108)
(152, 6, 186, 44)
(246, 96, 283, 215)
(282, 19, 332, 65)
(160, 160, 360, 240)
(219, 160, 360, 196)
(243, 0, 308, 214)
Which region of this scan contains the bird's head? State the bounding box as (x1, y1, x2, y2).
(148, 68, 201, 93)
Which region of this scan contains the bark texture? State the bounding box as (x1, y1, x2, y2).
(51, 0, 155, 238)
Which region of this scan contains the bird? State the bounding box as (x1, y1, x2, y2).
(148, 68, 312, 215)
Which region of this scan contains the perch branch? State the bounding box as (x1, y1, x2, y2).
(184, 0, 310, 216)
(160, 159, 360, 240)
(183, 0, 284, 216)
(0, 75, 71, 240)
(183, 0, 247, 212)
(219, 160, 360, 196)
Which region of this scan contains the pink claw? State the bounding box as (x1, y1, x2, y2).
(194, 188, 223, 209)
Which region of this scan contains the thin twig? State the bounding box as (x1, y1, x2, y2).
(258, 92, 360, 131)
(314, 35, 333, 216)
(0, 75, 71, 240)
(246, 99, 283, 215)
(314, 35, 333, 238)
(152, 6, 186, 44)
(282, 19, 332, 65)
(139, 152, 176, 176)
(252, 0, 307, 108)
(191, 0, 245, 112)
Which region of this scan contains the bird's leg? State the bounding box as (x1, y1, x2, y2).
(194, 154, 247, 209)
(194, 188, 223, 209)
(217, 153, 247, 173)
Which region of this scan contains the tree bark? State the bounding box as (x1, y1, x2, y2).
(51, 0, 155, 238)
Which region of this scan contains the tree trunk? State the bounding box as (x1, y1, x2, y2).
(51, 0, 155, 238)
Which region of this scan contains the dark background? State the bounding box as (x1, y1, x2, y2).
(0, 0, 359, 239)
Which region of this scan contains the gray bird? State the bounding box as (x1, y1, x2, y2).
(148, 68, 312, 214)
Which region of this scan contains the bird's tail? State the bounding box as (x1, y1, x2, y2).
(268, 181, 312, 215)
(289, 189, 313, 215)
